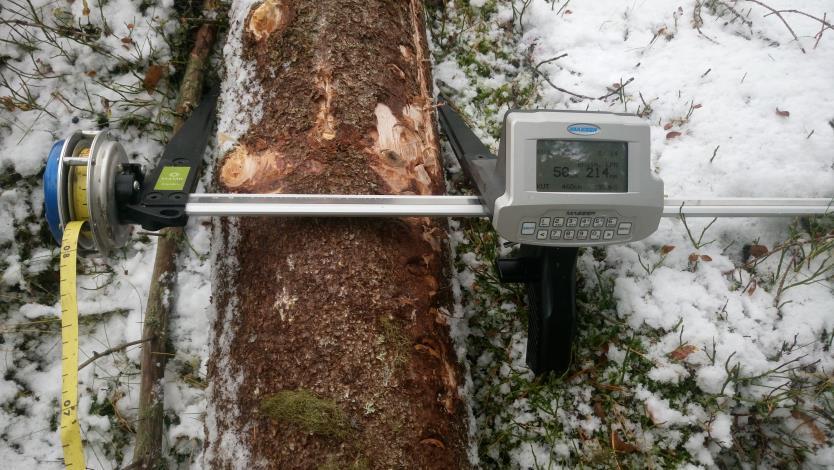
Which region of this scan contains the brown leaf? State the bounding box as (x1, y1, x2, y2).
(749, 244, 769, 259)
(143, 64, 165, 93)
(85, 70, 97, 77)
(127, 23, 135, 30)
(593, 401, 605, 418)
(669, 344, 698, 361)
(693, 103, 702, 109)
(747, 279, 758, 296)
(661, 244, 676, 255)
(663, 122, 673, 130)
(791, 410, 826, 444)
(121, 36, 133, 45)
(82, 0, 90, 16)
(612, 432, 639, 453)
(666, 131, 682, 139)
(564, 9, 572, 14)
(700, 255, 712, 262)
(776, 108, 790, 117)
(688, 253, 699, 263)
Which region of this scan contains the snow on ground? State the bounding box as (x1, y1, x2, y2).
(433, 0, 834, 467)
(0, 1, 214, 467)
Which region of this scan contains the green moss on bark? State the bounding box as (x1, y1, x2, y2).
(260, 389, 352, 439)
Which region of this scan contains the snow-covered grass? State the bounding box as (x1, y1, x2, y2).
(0, 0, 219, 467)
(431, 0, 834, 467)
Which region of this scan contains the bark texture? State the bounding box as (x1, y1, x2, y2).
(206, 0, 469, 468)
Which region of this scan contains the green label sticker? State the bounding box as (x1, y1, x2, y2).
(154, 166, 190, 191)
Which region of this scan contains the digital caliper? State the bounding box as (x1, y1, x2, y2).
(43, 90, 832, 375)
(446, 108, 663, 246)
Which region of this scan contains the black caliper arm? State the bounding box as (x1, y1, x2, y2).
(437, 94, 578, 377)
(118, 87, 219, 231)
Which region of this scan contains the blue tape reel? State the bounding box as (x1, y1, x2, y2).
(44, 140, 65, 245)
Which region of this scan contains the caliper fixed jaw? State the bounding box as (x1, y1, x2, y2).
(116, 87, 219, 232)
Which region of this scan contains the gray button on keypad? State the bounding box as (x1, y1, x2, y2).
(521, 222, 536, 235)
(617, 222, 632, 235)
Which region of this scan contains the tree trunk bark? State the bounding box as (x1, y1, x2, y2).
(205, 1, 469, 468)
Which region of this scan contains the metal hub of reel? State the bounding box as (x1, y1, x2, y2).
(43, 131, 131, 254)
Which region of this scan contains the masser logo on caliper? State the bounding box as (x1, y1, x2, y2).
(154, 166, 191, 191)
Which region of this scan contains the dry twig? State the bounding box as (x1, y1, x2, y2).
(78, 336, 153, 370)
(746, 0, 805, 53)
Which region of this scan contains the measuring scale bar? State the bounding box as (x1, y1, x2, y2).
(667, 198, 833, 217)
(185, 194, 832, 218)
(185, 194, 490, 217)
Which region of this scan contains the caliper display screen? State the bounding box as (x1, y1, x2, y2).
(536, 140, 628, 192)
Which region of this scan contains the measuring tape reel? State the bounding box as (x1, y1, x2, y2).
(43, 131, 133, 255)
(43, 92, 218, 258)
(43, 131, 143, 467)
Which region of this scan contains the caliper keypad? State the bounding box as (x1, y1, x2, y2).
(518, 213, 632, 245)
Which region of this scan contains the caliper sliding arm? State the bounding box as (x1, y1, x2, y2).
(438, 95, 579, 376)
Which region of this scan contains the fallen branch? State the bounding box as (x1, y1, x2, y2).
(132, 0, 218, 467)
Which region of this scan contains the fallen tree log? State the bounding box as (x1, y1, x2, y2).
(205, 0, 469, 468)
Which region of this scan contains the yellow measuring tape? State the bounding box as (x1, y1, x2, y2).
(59, 151, 91, 468)
(59, 220, 86, 469)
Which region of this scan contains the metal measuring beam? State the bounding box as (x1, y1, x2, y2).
(184, 194, 832, 218)
(666, 198, 832, 217)
(185, 194, 490, 217)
